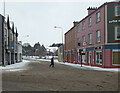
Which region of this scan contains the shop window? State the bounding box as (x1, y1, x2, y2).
(113, 51, 120, 65)
(78, 52, 80, 63)
(82, 54, 86, 63)
(96, 51, 102, 65)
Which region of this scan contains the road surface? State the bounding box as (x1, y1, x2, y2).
(2, 59, 119, 92)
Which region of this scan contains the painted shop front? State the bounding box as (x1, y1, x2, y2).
(76, 44, 120, 68)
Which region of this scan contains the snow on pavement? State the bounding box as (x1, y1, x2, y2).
(1, 56, 119, 72)
(39, 59, 119, 72)
(0, 60, 30, 72)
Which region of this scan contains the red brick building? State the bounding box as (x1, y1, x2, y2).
(64, 22, 78, 63)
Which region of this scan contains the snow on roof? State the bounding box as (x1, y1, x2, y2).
(46, 47, 58, 52)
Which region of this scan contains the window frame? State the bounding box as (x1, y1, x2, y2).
(88, 17, 92, 27)
(96, 30, 101, 43)
(82, 21, 85, 30)
(82, 35, 85, 46)
(96, 51, 102, 65)
(77, 24, 80, 32)
(77, 38, 80, 46)
(115, 5, 120, 17)
(88, 33, 92, 44)
(96, 11, 101, 23)
(115, 26, 120, 40)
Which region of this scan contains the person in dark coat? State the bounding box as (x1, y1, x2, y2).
(49, 57, 54, 67)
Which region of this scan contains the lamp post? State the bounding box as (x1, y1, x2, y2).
(54, 26, 63, 44)
(21, 35, 29, 45)
(54, 26, 64, 62)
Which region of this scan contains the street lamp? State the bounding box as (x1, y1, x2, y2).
(21, 35, 29, 45)
(54, 26, 64, 62)
(54, 26, 63, 44)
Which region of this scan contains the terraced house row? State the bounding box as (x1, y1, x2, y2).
(64, 1, 120, 68)
(0, 14, 22, 66)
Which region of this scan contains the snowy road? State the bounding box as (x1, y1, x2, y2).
(1, 58, 119, 92)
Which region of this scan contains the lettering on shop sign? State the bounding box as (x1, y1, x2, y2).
(109, 20, 120, 23)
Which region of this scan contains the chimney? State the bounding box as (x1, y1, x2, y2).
(73, 21, 79, 26)
(87, 7, 97, 15)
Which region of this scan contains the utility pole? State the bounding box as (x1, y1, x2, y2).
(4, 0, 5, 17)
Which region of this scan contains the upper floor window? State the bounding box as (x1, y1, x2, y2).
(82, 21, 85, 30)
(77, 24, 80, 32)
(77, 38, 80, 46)
(96, 11, 100, 22)
(115, 5, 120, 17)
(88, 33, 92, 44)
(88, 17, 92, 26)
(82, 35, 85, 46)
(96, 30, 100, 43)
(115, 26, 120, 40)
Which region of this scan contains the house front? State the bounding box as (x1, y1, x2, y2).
(76, 1, 120, 68)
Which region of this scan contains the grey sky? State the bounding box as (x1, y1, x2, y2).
(0, 0, 114, 47)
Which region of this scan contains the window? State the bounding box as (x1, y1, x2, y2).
(88, 33, 92, 44)
(77, 24, 80, 32)
(82, 21, 85, 30)
(96, 30, 100, 43)
(82, 36, 85, 46)
(96, 11, 100, 22)
(77, 38, 80, 46)
(113, 50, 120, 65)
(88, 17, 92, 26)
(82, 54, 86, 63)
(115, 26, 120, 40)
(96, 51, 102, 64)
(115, 5, 120, 17)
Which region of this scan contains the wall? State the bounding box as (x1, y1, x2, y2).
(107, 2, 120, 43)
(0, 15, 3, 64)
(76, 5, 105, 49)
(17, 42, 22, 62)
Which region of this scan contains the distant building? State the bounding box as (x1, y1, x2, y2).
(17, 41, 22, 62)
(65, 22, 79, 63)
(58, 45, 64, 62)
(0, 14, 21, 66)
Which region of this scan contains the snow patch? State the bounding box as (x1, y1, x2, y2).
(0, 60, 30, 72)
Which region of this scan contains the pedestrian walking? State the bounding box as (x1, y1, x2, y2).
(49, 57, 54, 67)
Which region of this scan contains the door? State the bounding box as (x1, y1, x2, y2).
(96, 51, 102, 65)
(89, 51, 92, 64)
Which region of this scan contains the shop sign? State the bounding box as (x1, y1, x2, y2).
(109, 19, 120, 24)
(11, 42, 13, 49)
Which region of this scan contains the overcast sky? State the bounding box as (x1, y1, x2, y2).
(0, 0, 115, 47)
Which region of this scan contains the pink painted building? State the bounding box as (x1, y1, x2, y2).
(65, 1, 120, 68)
